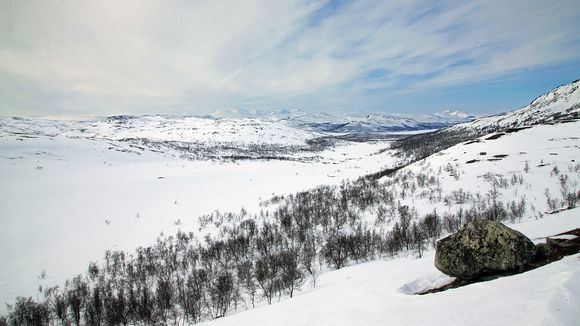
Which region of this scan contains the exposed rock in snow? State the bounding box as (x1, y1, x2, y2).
(435, 220, 537, 279)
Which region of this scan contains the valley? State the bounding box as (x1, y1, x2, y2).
(0, 80, 579, 324)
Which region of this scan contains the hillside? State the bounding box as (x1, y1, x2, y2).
(196, 82, 580, 325)
(389, 80, 580, 162)
(200, 210, 579, 326)
(0, 115, 402, 315)
(0, 80, 579, 325)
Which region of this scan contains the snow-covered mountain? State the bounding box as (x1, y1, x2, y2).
(456, 79, 580, 132)
(1, 80, 579, 324)
(391, 80, 580, 162)
(434, 109, 477, 121)
(207, 79, 580, 137)
(0, 110, 474, 147)
(250, 109, 476, 133)
(0, 108, 477, 163)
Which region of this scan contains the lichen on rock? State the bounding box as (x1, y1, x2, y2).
(434, 219, 536, 279)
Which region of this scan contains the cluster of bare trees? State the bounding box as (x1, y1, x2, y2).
(0, 177, 502, 325)
(125, 135, 339, 162)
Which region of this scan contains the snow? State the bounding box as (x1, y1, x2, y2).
(435, 110, 477, 120)
(0, 122, 397, 312)
(200, 209, 580, 326)
(387, 120, 580, 219)
(0, 115, 323, 146)
(0, 80, 578, 321)
(398, 273, 455, 295)
(456, 80, 580, 131)
(546, 234, 577, 240)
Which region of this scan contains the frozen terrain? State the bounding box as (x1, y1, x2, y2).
(0, 80, 579, 323)
(194, 83, 580, 326)
(0, 116, 401, 313)
(200, 209, 580, 326)
(389, 120, 580, 219)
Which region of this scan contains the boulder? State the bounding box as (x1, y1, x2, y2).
(435, 219, 536, 279)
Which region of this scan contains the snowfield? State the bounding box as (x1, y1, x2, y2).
(0, 81, 579, 324)
(201, 209, 580, 326)
(0, 119, 398, 314)
(391, 121, 580, 219)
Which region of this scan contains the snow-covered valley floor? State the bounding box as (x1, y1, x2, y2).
(201, 209, 580, 326)
(0, 131, 396, 313)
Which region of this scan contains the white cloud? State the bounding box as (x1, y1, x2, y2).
(0, 0, 579, 115)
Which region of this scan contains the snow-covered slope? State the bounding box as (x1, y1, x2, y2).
(393, 122, 580, 219)
(1, 80, 578, 323)
(197, 82, 580, 325)
(0, 121, 399, 313)
(390, 80, 580, 162)
(457, 79, 580, 131)
(195, 117, 580, 326)
(200, 210, 579, 326)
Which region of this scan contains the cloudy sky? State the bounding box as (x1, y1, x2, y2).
(1, 0, 579, 117)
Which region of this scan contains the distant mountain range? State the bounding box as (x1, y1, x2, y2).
(4, 79, 579, 144)
(458, 79, 580, 132)
(387, 79, 580, 162)
(206, 109, 477, 133)
(0, 110, 479, 147)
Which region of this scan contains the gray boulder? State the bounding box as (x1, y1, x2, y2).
(435, 219, 536, 279)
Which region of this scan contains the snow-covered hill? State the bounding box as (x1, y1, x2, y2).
(1, 80, 579, 324)
(200, 210, 579, 326)
(0, 109, 474, 145)
(197, 81, 580, 325)
(275, 110, 475, 133)
(390, 80, 580, 162)
(0, 116, 401, 314)
(196, 84, 580, 325)
(0, 115, 322, 146)
(457, 79, 580, 132)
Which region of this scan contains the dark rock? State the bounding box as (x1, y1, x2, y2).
(422, 227, 580, 295)
(534, 243, 552, 261)
(435, 219, 536, 279)
(546, 235, 580, 257)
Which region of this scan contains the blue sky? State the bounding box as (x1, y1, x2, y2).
(1, 0, 579, 117)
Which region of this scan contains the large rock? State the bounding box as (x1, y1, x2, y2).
(435, 219, 536, 279)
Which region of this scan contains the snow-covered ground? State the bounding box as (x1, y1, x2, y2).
(0, 115, 322, 146)
(200, 209, 580, 326)
(0, 81, 578, 321)
(456, 80, 579, 131)
(0, 126, 396, 313)
(3, 116, 576, 320)
(389, 120, 580, 219)
(193, 101, 580, 325)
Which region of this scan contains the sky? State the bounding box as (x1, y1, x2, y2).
(1, 0, 579, 117)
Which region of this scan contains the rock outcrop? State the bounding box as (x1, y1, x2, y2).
(435, 219, 536, 279)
